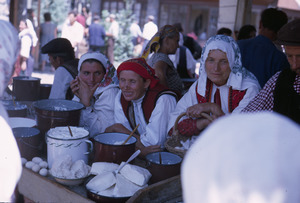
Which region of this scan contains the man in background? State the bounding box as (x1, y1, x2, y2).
(88, 15, 106, 53)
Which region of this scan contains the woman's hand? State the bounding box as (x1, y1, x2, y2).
(186, 103, 225, 119)
(135, 136, 161, 157)
(70, 76, 80, 97)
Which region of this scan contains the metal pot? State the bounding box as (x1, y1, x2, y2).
(87, 189, 130, 203)
(2, 100, 27, 117)
(46, 126, 93, 169)
(145, 151, 182, 184)
(33, 99, 85, 135)
(9, 117, 37, 128)
(13, 76, 41, 101)
(12, 127, 42, 160)
(39, 84, 52, 100)
(93, 133, 137, 164)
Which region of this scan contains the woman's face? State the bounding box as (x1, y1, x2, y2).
(164, 34, 180, 54)
(119, 70, 150, 101)
(19, 21, 27, 32)
(79, 61, 105, 89)
(284, 45, 300, 76)
(205, 49, 231, 86)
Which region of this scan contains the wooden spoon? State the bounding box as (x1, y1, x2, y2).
(67, 126, 73, 137)
(122, 124, 140, 145)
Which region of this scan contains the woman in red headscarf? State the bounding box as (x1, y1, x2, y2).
(105, 58, 178, 157)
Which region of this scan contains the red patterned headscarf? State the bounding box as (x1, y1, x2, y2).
(117, 58, 159, 88)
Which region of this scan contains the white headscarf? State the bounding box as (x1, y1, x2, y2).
(182, 112, 300, 203)
(197, 35, 259, 96)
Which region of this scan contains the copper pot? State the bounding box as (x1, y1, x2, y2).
(93, 133, 136, 164)
(13, 76, 41, 101)
(2, 100, 27, 117)
(145, 151, 182, 184)
(87, 189, 130, 203)
(39, 84, 52, 100)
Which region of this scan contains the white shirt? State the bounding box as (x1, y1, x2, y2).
(107, 21, 119, 39)
(130, 23, 142, 38)
(61, 21, 84, 47)
(0, 117, 22, 202)
(168, 81, 260, 132)
(142, 21, 158, 41)
(114, 90, 177, 147)
(19, 29, 32, 58)
(73, 85, 119, 137)
(49, 66, 74, 99)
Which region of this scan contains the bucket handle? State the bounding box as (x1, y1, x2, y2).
(84, 140, 93, 155)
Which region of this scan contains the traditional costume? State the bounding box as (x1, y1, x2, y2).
(73, 52, 119, 137)
(168, 35, 260, 136)
(115, 58, 178, 147)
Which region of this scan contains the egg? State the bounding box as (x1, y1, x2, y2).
(25, 161, 35, 169)
(39, 161, 48, 169)
(39, 168, 48, 176)
(32, 164, 41, 173)
(21, 158, 27, 166)
(32, 157, 43, 164)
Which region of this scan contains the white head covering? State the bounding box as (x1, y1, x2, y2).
(182, 112, 300, 203)
(78, 52, 118, 88)
(197, 35, 259, 96)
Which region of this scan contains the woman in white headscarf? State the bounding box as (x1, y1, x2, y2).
(168, 35, 260, 137)
(0, 20, 22, 202)
(70, 52, 119, 137)
(182, 112, 300, 203)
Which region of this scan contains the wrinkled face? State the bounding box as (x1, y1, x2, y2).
(205, 49, 231, 86)
(164, 34, 180, 54)
(119, 70, 150, 101)
(19, 21, 27, 32)
(79, 61, 105, 89)
(284, 45, 300, 76)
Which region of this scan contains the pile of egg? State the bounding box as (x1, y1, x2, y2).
(22, 157, 48, 176)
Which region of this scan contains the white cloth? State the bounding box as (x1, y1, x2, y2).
(25, 19, 38, 47)
(107, 21, 119, 39)
(182, 112, 300, 203)
(142, 21, 158, 41)
(73, 85, 119, 137)
(130, 22, 142, 38)
(0, 117, 22, 202)
(61, 21, 84, 47)
(19, 29, 32, 58)
(114, 90, 177, 147)
(49, 66, 74, 99)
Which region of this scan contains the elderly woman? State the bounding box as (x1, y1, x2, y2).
(168, 35, 260, 136)
(142, 25, 184, 94)
(0, 20, 22, 202)
(105, 58, 178, 157)
(70, 52, 119, 137)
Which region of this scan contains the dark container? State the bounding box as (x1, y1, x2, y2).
(12, 127, 42, 160)
(87, 190, 130, 203)
(13, 76, 41, 101)
(145, 152, 182, 184)
(33, 99, 84, 135)
(39, 84, 52, 100)
(93, 133, 136, 164)
(2, 100, 27, 117)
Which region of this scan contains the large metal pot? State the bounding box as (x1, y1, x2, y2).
(87, 189, 130, 203)
(39, 84, 52, 100)
(33, 99, 85, 135)
(93, 133, 136, 164)
(145, 151, 182, 184)
(46, 126, 93, 169)
(13, 76, 41, 101)
(12, 127, 42, 160)
(2, 100, 27, 117)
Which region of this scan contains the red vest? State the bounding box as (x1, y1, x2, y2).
(121, 84, 178, 130)
(196, 79, 247, 112)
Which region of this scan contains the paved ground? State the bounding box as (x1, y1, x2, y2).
(31, 67, 54, 85)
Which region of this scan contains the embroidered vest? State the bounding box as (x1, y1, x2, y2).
(196, 79, 247, 113)
(121, 83, 178, 130)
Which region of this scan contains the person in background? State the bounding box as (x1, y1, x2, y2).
(41, 38, 79, 100)
(242, 19, 300, 124)
(141, 15, 158, 55)
(0, 19, 22, 203)
(237, 24, 256, 40)
(61, 11, 84, 55)
(105, 58, 178, 157)
(39, 12, 57, 71)
(173, 23, 202, 60)
(70, 52, 119, 137)
(169, 32, 196, 79)
(238, 8, 289, 87)
(18, 19, 34, 77)
(88, 15, 106, 53)
(217, 27, 233, 36)
(143, 25, 184, 95)
(168, 35, 260, 137)
(182, 112, 300, 203)
(106, 14, 119, 64)
(130, 19, 143, 56)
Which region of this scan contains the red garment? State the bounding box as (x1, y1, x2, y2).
(214, 88, 221, 107)
(76, 14, 86, 28)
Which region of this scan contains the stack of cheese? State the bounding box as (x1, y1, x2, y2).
(86, 162, 151, 197)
